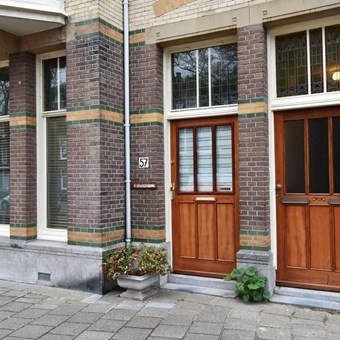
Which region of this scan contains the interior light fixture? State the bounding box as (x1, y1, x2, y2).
(332, 71, 340, 81)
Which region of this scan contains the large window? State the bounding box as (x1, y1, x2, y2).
(43, 56, 67, 230)
(38, 54, 67, 238)
(276, 24, 340, 97)
(0, 66, 9, 227)
(46, 116, 67, 229)
(172, 43, 237, 109)
(0, 67, 9, 116)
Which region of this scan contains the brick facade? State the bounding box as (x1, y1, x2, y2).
(66, 22, 125, 246)
(130, 43, 165, 243)
(9, 52, 37, 241)
(129, 0, 257, 31)
(237, 24, 270, 250)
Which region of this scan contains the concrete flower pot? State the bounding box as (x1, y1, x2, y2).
(117, 273, 159, 300)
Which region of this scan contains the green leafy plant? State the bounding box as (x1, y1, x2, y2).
(224, 267, 271, 303)
(102, 244, 171, 280)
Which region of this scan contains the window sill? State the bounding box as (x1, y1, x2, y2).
(271, 91, 340, 111)
(167, 104, 238, 120)
(0, 236, 106, 256)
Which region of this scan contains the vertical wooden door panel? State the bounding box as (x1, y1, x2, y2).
(217, 202, 235, 261)
(310, 206, 332, 270)
(334, 206, 340, 270)
(285, 205, 307, 269)
(197, 203, 215, 260)
(179, 202, 196, 259)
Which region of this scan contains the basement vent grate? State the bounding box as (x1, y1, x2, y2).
(38, 272, 51, 282)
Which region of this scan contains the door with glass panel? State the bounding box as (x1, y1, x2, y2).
(275, 107, 340, 291)
(171, 116, 239, 277)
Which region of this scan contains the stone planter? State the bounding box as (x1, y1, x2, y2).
(117, 273, 159, 300)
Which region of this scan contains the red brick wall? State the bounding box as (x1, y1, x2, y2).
(66, 30, 125, 242)
(237, 24, 270, 250)
(130, 44, 163, 112)
(129, 43, 165, 242)
(9, 52, 37, 240)
(238, 24, 268, 100)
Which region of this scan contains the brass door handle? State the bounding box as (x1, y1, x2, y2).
(276, 184, 283, 190)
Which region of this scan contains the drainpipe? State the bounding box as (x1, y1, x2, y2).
(123, 0, 131, 244)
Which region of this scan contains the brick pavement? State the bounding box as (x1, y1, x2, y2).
(0, 280, 339, 339)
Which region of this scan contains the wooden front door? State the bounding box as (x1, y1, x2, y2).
(170, 116, 239, 278)
(275, 107, 340, 291)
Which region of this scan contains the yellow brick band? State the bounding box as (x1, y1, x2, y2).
(10, 227, 37, 238)
(240, 234, 270, 248)
(67, 109, 124, 124)
(132, 229, 165, 240)
(153, 0, 196, 17)
(238, 102, 268, 115)
(10, 116, 36, 127)
(74, 22, 123, 43)
(130, 113, 163, 125)
(68, 229, 125, 244)
(129, 32, 146, 45)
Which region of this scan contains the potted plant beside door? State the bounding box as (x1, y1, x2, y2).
(102, 244, 171, 300)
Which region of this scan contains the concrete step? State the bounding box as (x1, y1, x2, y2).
(162, 274, 236, 298)
(274, 286, 340, 302)
(271, 286, 340, 311)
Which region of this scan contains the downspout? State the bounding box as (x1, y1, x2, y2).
(123, 0, 131, 244)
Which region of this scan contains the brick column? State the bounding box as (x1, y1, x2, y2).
(130, 36, 165, 244)
(66, 19, 125, 247)
(9, 52, 37, 241)
(237, 24, 274, 290)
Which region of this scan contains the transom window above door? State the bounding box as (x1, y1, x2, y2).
(276, 24, 340, 97)
(172, 43, 237, 110)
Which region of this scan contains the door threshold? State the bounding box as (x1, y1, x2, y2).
(271, 286, 340, 311)
(161, 274, 236, 298)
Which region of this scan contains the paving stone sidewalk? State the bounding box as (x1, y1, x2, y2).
(0, 280, 339, 339)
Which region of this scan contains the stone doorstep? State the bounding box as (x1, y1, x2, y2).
(167, 274, 236, 290)
(271, 286, 340, 311)
(162, 274, 236, 298)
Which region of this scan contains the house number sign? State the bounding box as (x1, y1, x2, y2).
(139, 157, 149, 168)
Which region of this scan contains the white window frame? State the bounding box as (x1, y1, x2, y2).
(36, 51, 67, 242)
(163, 36, 238, 246)
(0, 60, 9, 237)
(268, 15, 340, 112)
(164, 36, 238, 121)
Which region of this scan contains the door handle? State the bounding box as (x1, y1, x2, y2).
(276, 184, 283, 190)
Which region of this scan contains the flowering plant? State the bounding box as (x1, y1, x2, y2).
(102, 244, 171, 280)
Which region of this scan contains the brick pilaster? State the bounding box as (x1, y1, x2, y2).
(66, 19, 125, 247)
(130, 40, 165, 243)
(9, 52, 37, 240)
(237, 24, 270, 251)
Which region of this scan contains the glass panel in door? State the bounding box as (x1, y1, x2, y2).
(216, 125, 233, 192)
(333, 117, 340, 193)
(197, 127, 213, 192)
(284, 120, 305, 193)
(308, 118, 329, 193)
(179, 128, 194, 192)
